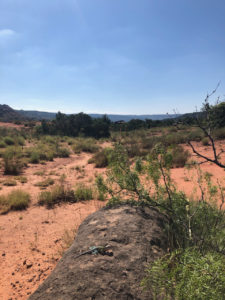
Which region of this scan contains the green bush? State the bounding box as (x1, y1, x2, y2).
(0, 190, 30, 213)
(4, 136, 15, 145)
(57, 147, 70, 158)
(16, 136, 25, 146)
(34, 178, 55, 188)
(88, 148, 112, 168)
(72, 138, 99, 154)
(16, 176, 28, 184)
(142, 249, 225, 300)
(201, 137, 210, 146)
(3, 147, 24, 175)
(0, 140, 6, 148)
(169, 145, 190, 168)
(29, 151, 40, 164)
(38, 184, 75, 208)
(3, 179, 17, 186)
(213, 127, 225, 140)
(74, 185, 93, 201)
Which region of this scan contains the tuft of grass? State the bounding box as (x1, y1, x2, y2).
(4, 136, 14, 145)
(0, 190, 30, 214)
(3, 147, 24, 175)
(34, 178, 55, 188)
(88, 148, 111, 168)
(74, 184, 93, 201)
(72, 138, 99, 154)
(169, 145, 190, 168)
(3, 179, 17, 186)
(38, 184, 75, 208)
(34, 171, 45, 176)
(201, 137, 210, 146)
(0, 141, 6, 148)
(15, 176, 28, 184)
(57, 147, 70, 158)
(57, 227, 78, 256)
(29, 152, 40, 164)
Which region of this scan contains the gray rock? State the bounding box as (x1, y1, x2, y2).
(29, 205, 168, 300)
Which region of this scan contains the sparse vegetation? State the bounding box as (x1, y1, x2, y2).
(74, 184, 93, 201)
(34, 178, 55, 188)
(72, 138, 100, 154)
(0, 190, 30, 213)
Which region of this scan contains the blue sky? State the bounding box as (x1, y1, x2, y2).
(0, 0, 225, 114)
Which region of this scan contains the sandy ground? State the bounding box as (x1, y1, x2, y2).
(0, 152, 106, 300)
(0, 140, 225, 300)
(0, 122, 25, 129)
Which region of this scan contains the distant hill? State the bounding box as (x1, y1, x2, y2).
(17, 109, 181, 122)
(0, 104, 26, 122)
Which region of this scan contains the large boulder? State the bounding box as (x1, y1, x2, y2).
(29, 205, 168, 300)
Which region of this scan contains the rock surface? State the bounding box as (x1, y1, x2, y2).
(29, 205, 168, 300)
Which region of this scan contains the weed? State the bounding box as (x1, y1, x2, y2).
(34, 178, 55, 188)
(72, 138, 99, 154)
(74, 184, 93, 201)
(0, 190, 30, 214)
(3, 179, 17, 186)
(38, 185, 75, 208)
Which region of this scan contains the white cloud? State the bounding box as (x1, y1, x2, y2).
(0, 29, 15, 38)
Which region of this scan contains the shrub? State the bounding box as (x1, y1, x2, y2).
(213, 127, 225, 140)
(74, 185, 93, 201)
(187, 129, 203, 142)
(3, 147, 24, 175)
(38, 184, 75, 208)
(201, 137, 210, 146)
(16, 136, 25, 146)
(169, 145, 190, 168)
(142, 249, 225, 300)
(34, 178, 55, 188)
(72, 138, 99, 154)
(16, 176, 28, 184)
(3, 179, 17, 186)
(4, 136, 14, 145)
(57, 147, 70, 158)
(29, 152, 40, 164)
(88, 148, 112, 168)
(0, 141, 6, 148)
(0, 190, 30, 213)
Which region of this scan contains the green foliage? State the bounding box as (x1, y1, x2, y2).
(3, 179, 17, 186)
(3, 147, 24, 175)
(15, 176, 28, 184)
(0, 140, 6, 148)
(213, 127, 225, 140)
(72, 138, 99, 154)
(29, 151, 40, 164)
(34, 178, 55, 188)
(0, 190, 30, 213)
(74, 184, 93, 201)
(38, 184, 75, 208)
(88, 148, 113, 168)
(57, 147, 70, 158)
(142, 249, 225, 300)
(168, 145, 190, 168)
(4, 136, 15, 145)
(201, 137, 210, 145)
(96, 143, 225, 298)
(38, 112, 110, 138)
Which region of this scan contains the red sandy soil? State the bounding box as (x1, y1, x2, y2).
(0, 122, 24, 129)
(0, 141, 225, 300)
(0, 152, 106, 300)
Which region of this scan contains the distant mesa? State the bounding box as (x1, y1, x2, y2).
(0, 104, 26, 122)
